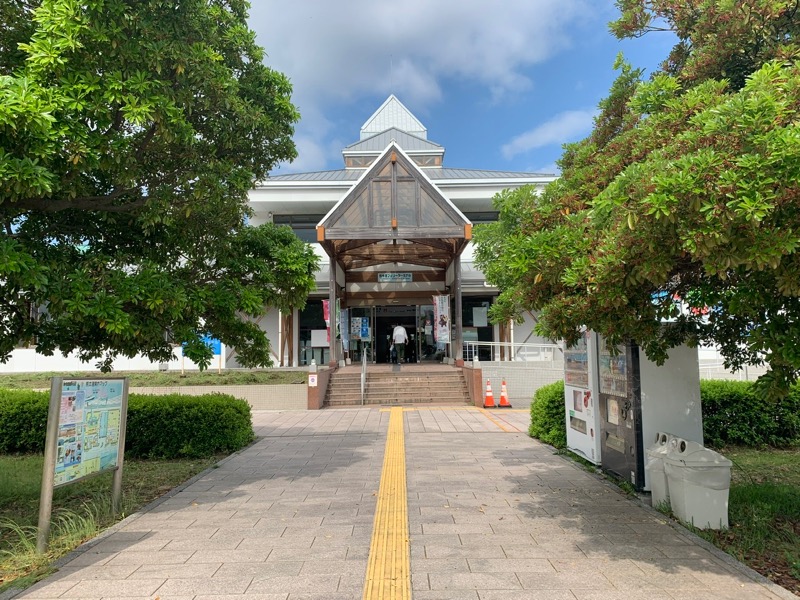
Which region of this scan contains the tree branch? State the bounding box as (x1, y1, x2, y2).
(14, 188, 147, 213)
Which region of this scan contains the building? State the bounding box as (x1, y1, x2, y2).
(246, 95, 557, 368)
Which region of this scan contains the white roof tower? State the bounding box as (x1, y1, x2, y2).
(360, 95, 427, 140)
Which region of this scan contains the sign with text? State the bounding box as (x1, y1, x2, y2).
(378, 272, 413, 283)
(38, 377, 129, 552)
(53, 379, 127, 486)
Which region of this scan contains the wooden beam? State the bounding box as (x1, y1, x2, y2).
(334, 239, 381, 252)
(406, 238, 455, 251)
(344, 258, 449, 269)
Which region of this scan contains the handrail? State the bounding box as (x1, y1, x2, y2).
(360, 347, 368, 405)
(463, 341, 563, 363)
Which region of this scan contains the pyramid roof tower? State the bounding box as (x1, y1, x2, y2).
(360, 95, 427, 140)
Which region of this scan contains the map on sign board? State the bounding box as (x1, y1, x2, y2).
(54, 379, 125, 487)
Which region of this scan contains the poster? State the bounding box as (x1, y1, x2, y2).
(599, 352, 628, 397)
(54, 379, 125, 487)
(350, 316, 362, 340)
(340, 308, 349, 351)
(607, 397, 620, 425)
(472, 306, 488, 327)
(433, 295, 450, 343)
(564, 333, 590, 389)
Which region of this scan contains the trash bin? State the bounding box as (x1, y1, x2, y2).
(664, 438, 732, 529)
(645, 432, 673, 509)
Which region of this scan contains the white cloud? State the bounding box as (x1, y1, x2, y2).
(532, 162, 562, 176)
(282, 135, 330, 173)
(248, 1, 598, 170)
(250, 1, 591, 106)
(501, 109, 596, 159)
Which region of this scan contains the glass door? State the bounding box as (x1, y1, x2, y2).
(348, 307, 374, 363)
(417, 305, 437, 361)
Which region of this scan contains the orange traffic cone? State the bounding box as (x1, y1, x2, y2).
(498, 379, 512, 408)
(484, 379, 496, 408)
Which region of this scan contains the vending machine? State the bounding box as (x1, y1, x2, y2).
(563, 331, 602, 464)
(596, 335, 704, 491)
(597, 339, 644, 487)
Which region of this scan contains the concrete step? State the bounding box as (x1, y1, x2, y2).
(326, 397, 470, 407)
(328, 383, 465, 392)
(324, 368, 470, 407)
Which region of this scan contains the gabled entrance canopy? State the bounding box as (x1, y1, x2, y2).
(317, 142, 472, 271)
(316, 142, 471, 365)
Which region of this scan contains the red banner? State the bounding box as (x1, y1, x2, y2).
(322, 300, 330, 343)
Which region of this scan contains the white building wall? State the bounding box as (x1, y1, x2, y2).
(225, 308, 282, 368)
(0, 346, 216, 374)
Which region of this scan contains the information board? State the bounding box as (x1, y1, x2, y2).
(38, 377, 129, 552)
(54, 379, 126, 486)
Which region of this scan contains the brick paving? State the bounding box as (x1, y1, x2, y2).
(11, 407, 794, 600)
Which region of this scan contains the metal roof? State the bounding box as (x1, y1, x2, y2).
(264, 166, 555, 183)
(344, 128, 442, 153)
(360, 95, 427, 140)
(432, 168, 555, 179)
(265, 170, 362, 182)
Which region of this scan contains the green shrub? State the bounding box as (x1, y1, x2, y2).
(126, 393, 254, 458)
(701, 380, 800, 448)
(0, 389, 49, 453)
(0, 389, 254, 458)
(529, 381, 566, 449)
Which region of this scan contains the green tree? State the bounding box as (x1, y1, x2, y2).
(0, 0, 318, 370)
(475, 2, 800, 395)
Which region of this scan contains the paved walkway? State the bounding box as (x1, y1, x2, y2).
(15, 407, 793, 600)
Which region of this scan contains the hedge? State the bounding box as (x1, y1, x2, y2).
(0, 389, 254, 458)
(0, 389, 50, 454)
(700, 380, 800, 448)
(529, 381, 566, 449)
(125, 393, 254, 458)
(526, 379, 800, 450)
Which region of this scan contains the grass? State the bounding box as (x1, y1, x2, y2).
(0, 453, 220, 592)
(0, 368, 307, 389)
(690, 447, 800, 594)
(554, 443, 800, 593)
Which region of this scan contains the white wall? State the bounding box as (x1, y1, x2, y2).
(0, 346, 217, 374)
(225, 308, 282, 368)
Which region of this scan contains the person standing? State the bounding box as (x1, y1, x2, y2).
(392, 323, 409, 363)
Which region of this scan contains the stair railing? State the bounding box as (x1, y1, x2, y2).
(360, 345, 369, 405)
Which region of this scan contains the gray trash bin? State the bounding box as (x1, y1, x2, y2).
(664, 438, 732, 529)
(645, 432, 673, 508)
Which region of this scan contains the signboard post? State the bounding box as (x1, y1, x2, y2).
(37, 377, 129, 553)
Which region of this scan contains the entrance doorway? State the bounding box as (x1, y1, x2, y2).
(376, 305, 416, 363)
(331, 302, 467, 364)
(371, 304, 443, 363)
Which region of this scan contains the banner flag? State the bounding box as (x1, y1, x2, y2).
(432, 295, 450, 344)
(322, 300, 330, 343)
(340, 308, 349, 351)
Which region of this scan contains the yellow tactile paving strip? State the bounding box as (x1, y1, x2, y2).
(363, 406, 411, 600)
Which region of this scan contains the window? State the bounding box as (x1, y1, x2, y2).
(273, 214, 326, 243)
(413, 155, 442, 167)
(345, 156, 375, 168)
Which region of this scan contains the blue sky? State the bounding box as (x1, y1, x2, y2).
(247, 1, 676, 176)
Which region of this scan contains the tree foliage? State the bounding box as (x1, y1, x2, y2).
(0, 0, 319, 370)
(475, 1, 800, 395)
